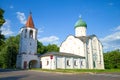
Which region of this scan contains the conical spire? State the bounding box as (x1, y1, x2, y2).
(26, 12, 35, 28)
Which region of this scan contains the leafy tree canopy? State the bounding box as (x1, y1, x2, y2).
(37, 41, 59, 54)
(0, 8, 5, 47)
(0, 8, 5, 27)
(104, 49, 120, 69)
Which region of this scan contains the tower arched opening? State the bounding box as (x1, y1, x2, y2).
(29, 30, 33, 38)
(29, 60, 38, 69)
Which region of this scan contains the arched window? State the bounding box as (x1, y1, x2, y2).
(74, 60, 77, 66)
(81, 61, 83, 66)
(67, 60, 70, 66)
(29, 30, 33, 38)
(47, 61, 49, 65)
(24, 29, 27, 38)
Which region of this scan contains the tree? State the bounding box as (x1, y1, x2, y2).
(37, 41, 59, 54)
(0, 8, 5, 49)
(0, 8, 5, 27)
(0, 35, 20, 68)
(46, 44, 59, 52)
(37, 41, 46, 54)
(104, 49, 120, 69)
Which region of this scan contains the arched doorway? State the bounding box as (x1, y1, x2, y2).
(29, 60, 38, 69)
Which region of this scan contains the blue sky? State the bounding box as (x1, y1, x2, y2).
(1, 0, 120, 52)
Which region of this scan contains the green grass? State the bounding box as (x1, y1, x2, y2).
(31, 68, 120, 73)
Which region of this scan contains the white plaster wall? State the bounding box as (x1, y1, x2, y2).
(92, 37, 98, 69)
(20, 38, 37, 54)
(56, 56, 65, 69)
(91, 37, 104, 69)
(80, 58, 86, 69)
(41, 55, 86, 69)
(87, 39, 94, 69)
(60, 33, 104, 69)
(60, 35, 85, 57)
(75, 27, 86, 37)
(16, 54, 40, 69)
(41, 56, 56, 69)
(16, 55, 22, 68)
(19, 27, 37, 55)
(73, 58, 80, 69)
(99, 42, 104, 69)
(17, 26, 39, 69)
(66, 57, 73, 69)
(22, 54, 40, 69)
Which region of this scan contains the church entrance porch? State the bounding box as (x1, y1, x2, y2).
(29, 60, 38, 69)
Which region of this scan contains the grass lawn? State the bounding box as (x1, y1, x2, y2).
(31, 68, 120, 73)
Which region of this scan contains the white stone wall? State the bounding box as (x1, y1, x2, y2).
(16, 55, 22, 68)
(66, 57, 74, 69)
(60, 35, 85, 57)
(19, 27, 37, 55)
(56, 56, 65, 69)
(41, 55, 86, 69)
(75, 27, 86, 37)
(16, 54, 40, 69)
(41, 56, 56, 69)
(22, 54, 39, 68)
(87, 36, 104, 69)
(98, 42, 104, 69)
(87, 39, 94, 69)
(73, 58, 79, 69)
(17, 27, 39, 69)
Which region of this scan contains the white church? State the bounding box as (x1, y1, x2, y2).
(16, 13, 104, 69)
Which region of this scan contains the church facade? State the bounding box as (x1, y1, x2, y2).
(16, 13, 104, 69)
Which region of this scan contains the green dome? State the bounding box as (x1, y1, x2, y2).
(74, 18, 87, 28)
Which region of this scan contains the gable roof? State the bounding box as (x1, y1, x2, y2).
(40, 52, 85, 58)
(75, 34, 97, 43)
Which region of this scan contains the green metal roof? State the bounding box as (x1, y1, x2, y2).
(74, 18, 87, 28)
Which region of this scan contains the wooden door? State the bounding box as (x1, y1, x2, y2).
(24, 61, 27, 69)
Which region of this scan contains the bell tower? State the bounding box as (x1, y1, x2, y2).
(19, 12, 37, 55)
(16, 12, 39, 69)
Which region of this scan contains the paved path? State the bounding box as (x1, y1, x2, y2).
(0, 69, 120, 80)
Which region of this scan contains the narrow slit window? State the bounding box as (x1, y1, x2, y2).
(24, 29, 27, 38)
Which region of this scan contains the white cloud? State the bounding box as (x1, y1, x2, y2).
(16, 12, 26, 24)
(10, 5, 14, 9)
(114, 25, 120, 31)
(1, 19, 14, 36)
(38, 36, 59, 45)
(38, 28, 44, 33)
(37, 28, 44, 38)
(100, 30, 120, 52)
